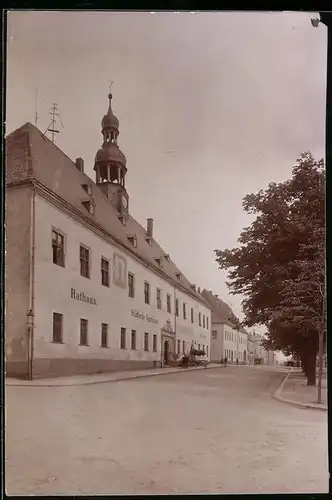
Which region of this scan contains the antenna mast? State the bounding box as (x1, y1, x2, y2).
(34, 88, 39, 127)
(47, 102, 63, 143)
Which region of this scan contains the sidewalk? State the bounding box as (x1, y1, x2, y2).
(5, 363, 222, 387)
(276, 368, 328, 411)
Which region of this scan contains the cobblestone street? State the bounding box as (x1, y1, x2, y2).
(6, 366, 328, 495)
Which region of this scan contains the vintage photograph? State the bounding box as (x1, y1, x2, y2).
(5, 10, 328, 495)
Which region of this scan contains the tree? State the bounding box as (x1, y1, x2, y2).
(215, 152, 325, 386)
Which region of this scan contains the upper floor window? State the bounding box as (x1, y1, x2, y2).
(53, 312, 63, 343)
(101, 323, 108, 347)
(191, 308, 194, 323)
(167, 294, 172, 314)
(207, 317, 209, 330)
(177, 339, 181, 354)
(52, 230, 65, 267)
(198, 312, 202, 327)
(80, 245, 90, 278)
(144, 281, 150, 304)
(175, 299, 179, 317)
(101, 257, 110, 287)
(156, 288, 162, 310)
(128, 272, 135, 298)
(203, 315, 206, 328)
(183, 302, 187, 320)
(212, 330, 217, 339)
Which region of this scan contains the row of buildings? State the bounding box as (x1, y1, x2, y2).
(5, 90, 274, 379)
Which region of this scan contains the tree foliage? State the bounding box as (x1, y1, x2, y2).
(214, 152, 325, 385)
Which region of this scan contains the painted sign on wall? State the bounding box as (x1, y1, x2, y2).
(131, 309, 158, 324)
(71, 288, 97, 305)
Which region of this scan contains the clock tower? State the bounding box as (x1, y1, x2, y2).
(94, 89, 129, 217)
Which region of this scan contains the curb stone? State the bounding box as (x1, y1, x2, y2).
(5, 363, 223, 388)
(273, 368, 328, 412)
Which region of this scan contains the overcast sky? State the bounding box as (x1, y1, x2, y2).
(6, 11, 327, 333)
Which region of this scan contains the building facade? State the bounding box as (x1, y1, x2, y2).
(202, 290, 248, 363)
(6, 91, 211, 379)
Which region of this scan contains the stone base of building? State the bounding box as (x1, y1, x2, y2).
(6, 358, 163, 379)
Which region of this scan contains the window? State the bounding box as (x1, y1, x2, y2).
(199, 313, 202, 327)
(182, 340, 185, 353)
(178, 340, 181, 354)
(203, 315, 205, 328)
(155, 257, 163, 267)
(206, 345, 209, 357)
(82, 183, 92, 196)
(175, 299, 179, 317)
(82, 200, 95, 215)
(225, 331, 227, 340)
(156, 288, 162, 310)
(120, 328, 126, 349)
(183, 302, 187, 320)
(128, 272, 135, 298)
(101, 323, 108, 347)
(53, 313, 63, 343)
(207, 317, 209, 330)
(80, 319, 88, 346)
(153, 334, 157, 352)
(198, 344, 201, 350)
(127, 235, 137, 247)
(131, 330, 136, 350)
(80, 245, 90, 278)
(144, 332, 149, 351)
(144, 282, 150, 304)
(101, 258, 110, 287)
(52, 230, 65, 267)
(191, 308, 194, 323)
(167, 294, 172, 313)
(212, 330, 217, 339)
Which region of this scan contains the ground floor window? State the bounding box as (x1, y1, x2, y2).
(182, 340, 185, 353)
(153, 334, 157, 352)
(206, 345, 208, 357)
(53, 313, 63, 343)
(144, 332, 149, 351)
(101, 323, 108, 347)
(80, 319, 88, 346)
(120, 328, 126, 349)
(131, 330, 136, 350)
(177, 339, 181, 354)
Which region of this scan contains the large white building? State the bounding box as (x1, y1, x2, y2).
(201, 290, 248, 363)
(6, 91, 211, 379)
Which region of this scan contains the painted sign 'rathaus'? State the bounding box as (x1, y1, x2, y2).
(6, 88, 211, 379)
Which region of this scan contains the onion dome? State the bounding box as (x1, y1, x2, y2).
(102, 93, 119, 131)
(95, 142, 127, 166)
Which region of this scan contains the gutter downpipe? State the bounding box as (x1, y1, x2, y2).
(27, 183, 36, 380)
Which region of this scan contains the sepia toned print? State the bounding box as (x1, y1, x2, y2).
(5, 10, 327, 495)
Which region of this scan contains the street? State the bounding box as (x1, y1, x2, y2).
(5, 365, 328, 495)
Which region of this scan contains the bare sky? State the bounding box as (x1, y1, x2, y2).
(6, 11, 327, 328)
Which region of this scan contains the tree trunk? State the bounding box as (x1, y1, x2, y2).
(306, 349, 317, 386)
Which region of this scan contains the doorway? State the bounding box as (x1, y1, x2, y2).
(164, 339, 169, 364)
(244, 350, 246, 363)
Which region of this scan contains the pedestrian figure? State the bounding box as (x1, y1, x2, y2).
(236, 358, 239, 366)
(224, 357, 228, 367)
(183, 354, 189, 369)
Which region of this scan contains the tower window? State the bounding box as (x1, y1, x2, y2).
(52, 229, 65, 267)
(80, 245, 90, 278)
(101, 257, 110, 287)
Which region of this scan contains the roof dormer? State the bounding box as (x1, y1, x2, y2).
(127, 235, 137, 248)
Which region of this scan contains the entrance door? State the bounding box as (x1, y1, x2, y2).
(244, 350, 246, 363)
(164, 340, 169, 364)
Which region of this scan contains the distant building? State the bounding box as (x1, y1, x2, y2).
(201, 290, 248, 363)
(5, 90, 211, 379)
(247, 332, 275, 365)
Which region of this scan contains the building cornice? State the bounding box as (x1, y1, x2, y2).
(8, 179, 210, 309)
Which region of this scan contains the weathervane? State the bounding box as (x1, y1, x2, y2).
(109, 80, 114, 93)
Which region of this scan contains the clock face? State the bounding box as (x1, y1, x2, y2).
(122, 195, 128, 209)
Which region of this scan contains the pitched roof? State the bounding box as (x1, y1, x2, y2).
(201, 289, 248, 333)
(6, 122, 210, 307)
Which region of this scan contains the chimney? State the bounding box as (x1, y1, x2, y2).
(75, 158, 84, 173)
(147, 218, 153, 238)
